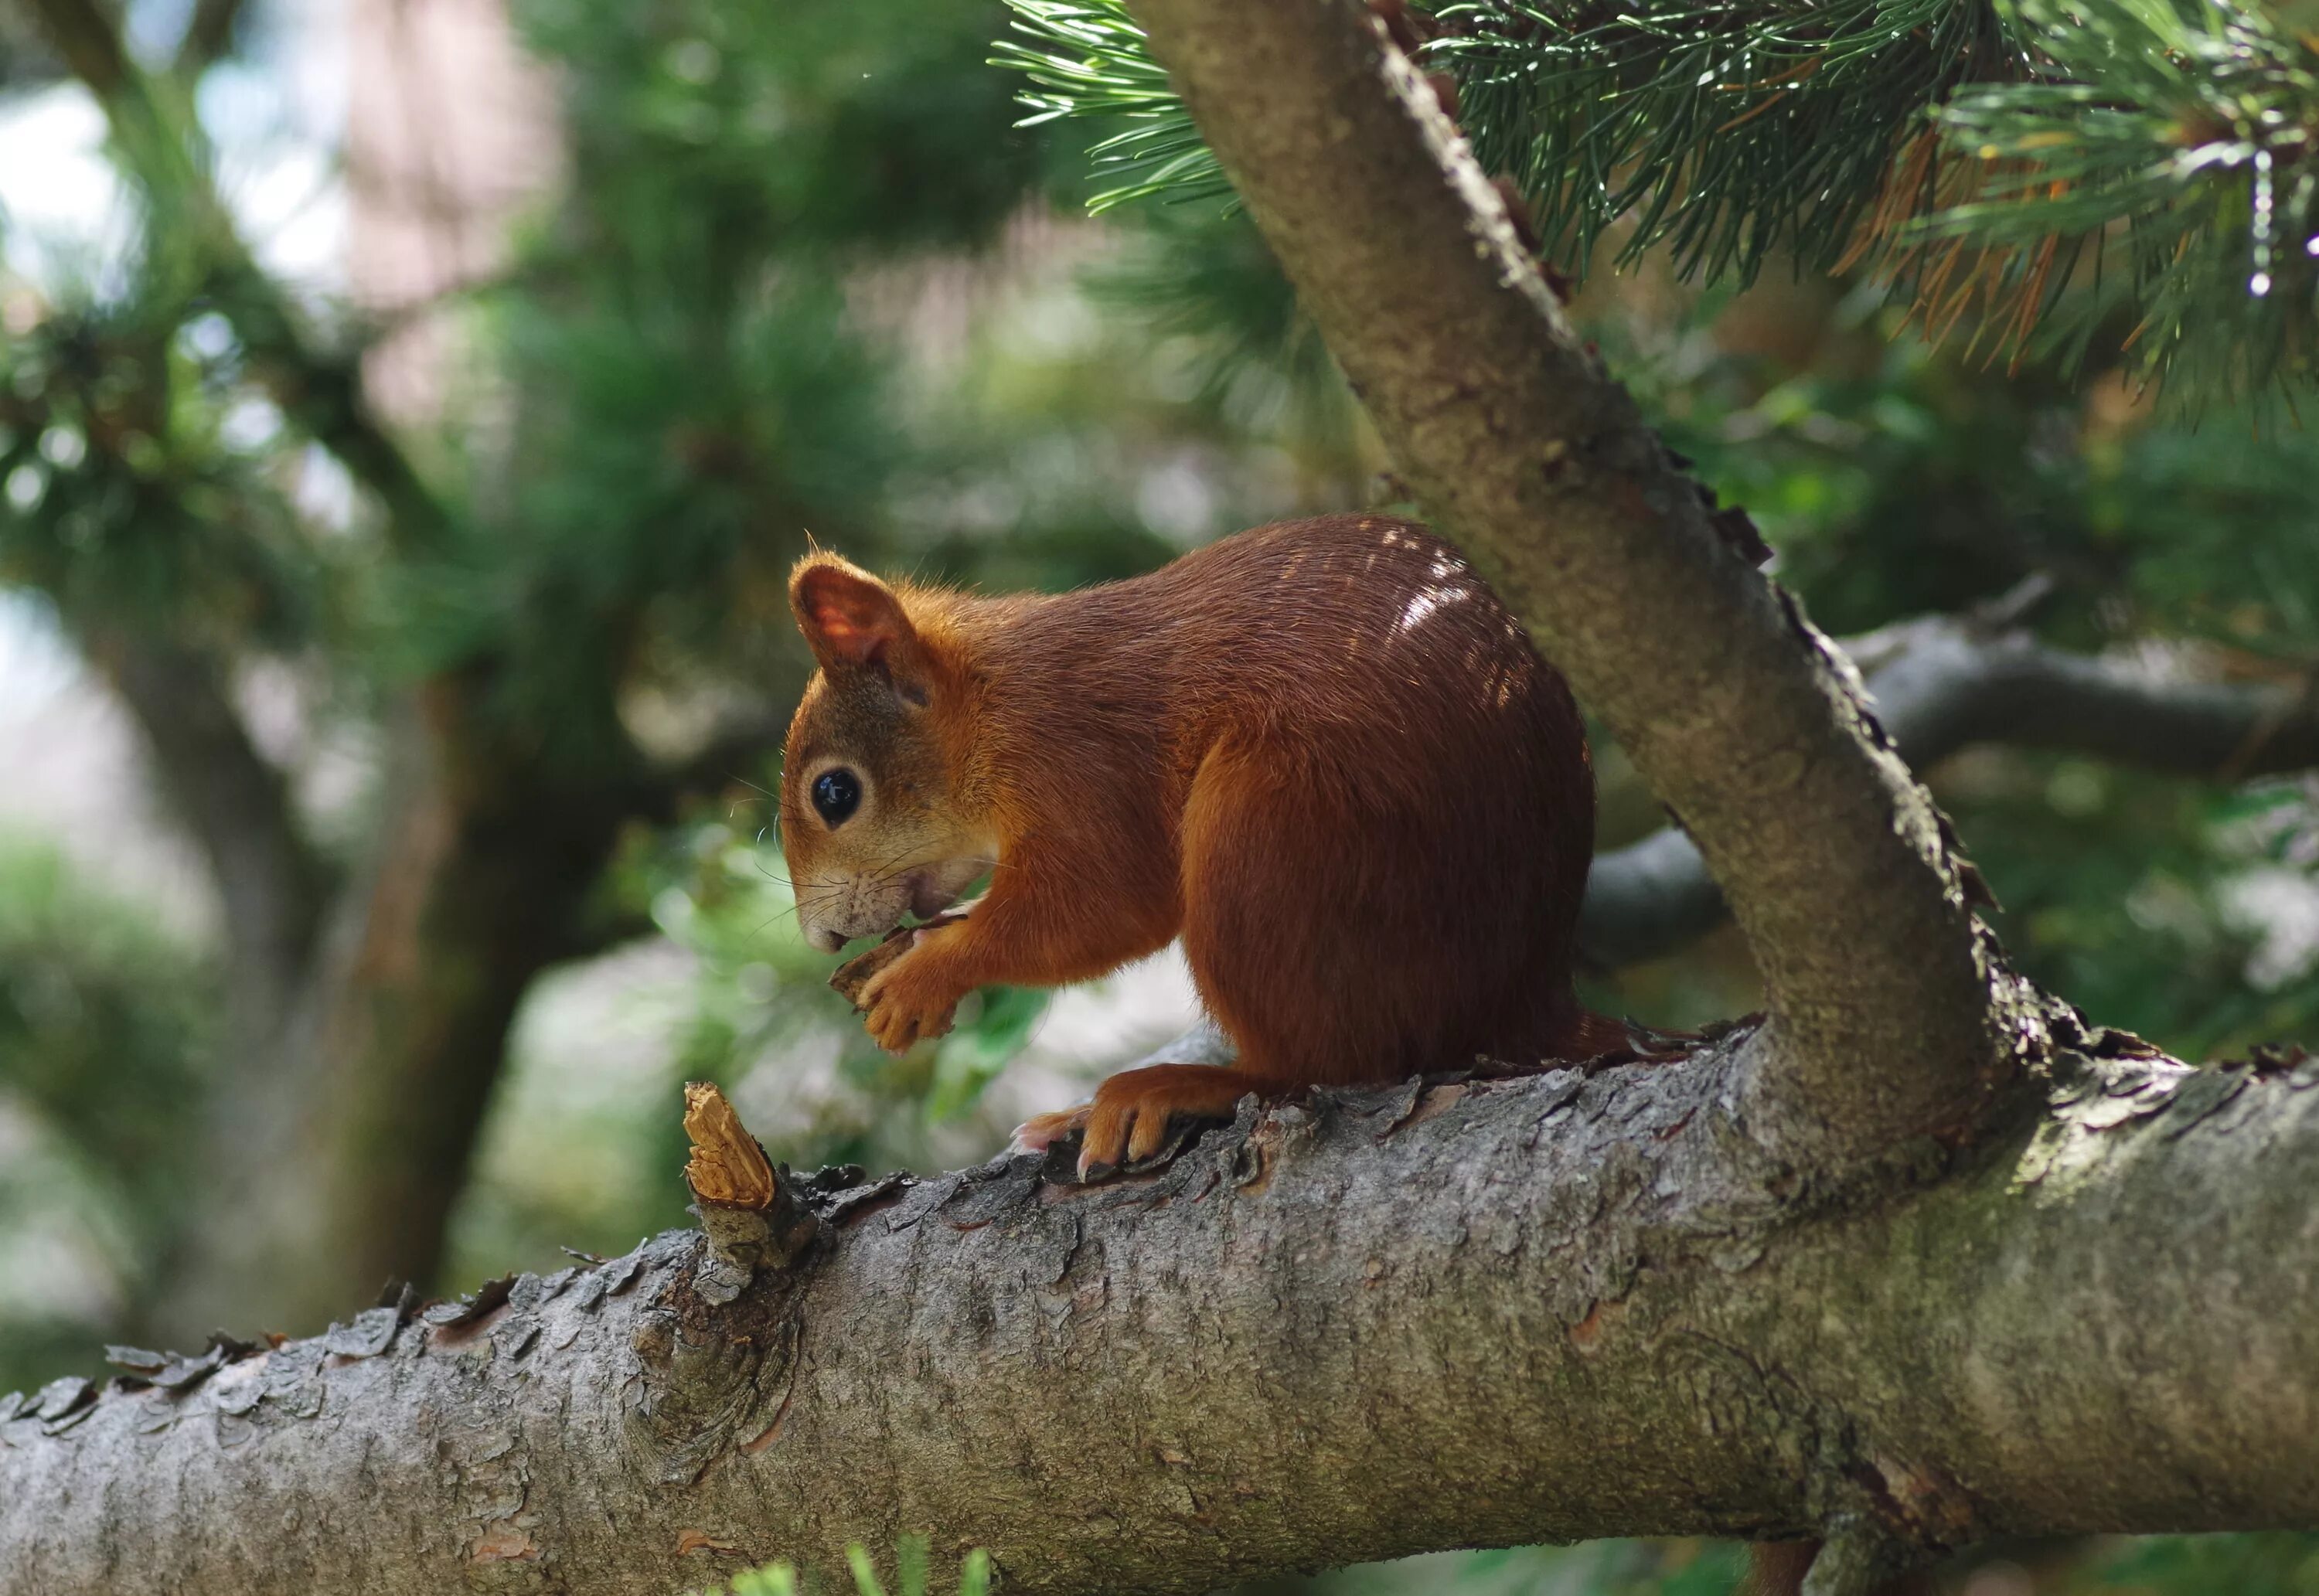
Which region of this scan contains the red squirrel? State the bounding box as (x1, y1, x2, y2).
(777, 513, 1625, 1178)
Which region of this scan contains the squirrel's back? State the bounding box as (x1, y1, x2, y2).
(965, 514, 1580, 799)
(962, 515, 1606, 1079)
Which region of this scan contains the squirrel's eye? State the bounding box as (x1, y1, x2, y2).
(811, 768, 862, 827)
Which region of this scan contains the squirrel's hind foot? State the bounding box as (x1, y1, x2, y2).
(1012, 1063, 1268, 1182)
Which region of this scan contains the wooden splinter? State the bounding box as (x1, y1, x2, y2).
(681, 1082, 817, 1295)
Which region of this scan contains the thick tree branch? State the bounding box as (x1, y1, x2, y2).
(7, 1040, 2316, 1594)
(1582, 624, 2319, 968)
(1124, 0, 2006, 1160)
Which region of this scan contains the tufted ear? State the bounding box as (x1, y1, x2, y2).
(790, 555, 920, 679)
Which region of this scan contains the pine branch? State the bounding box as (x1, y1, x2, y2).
(1434, 0, 2013, 287)
(997, 0, 2319, 404)
(1913, 0, 2319, 403)
(993, 0, 1229, 212)
(993, 0, 2014, 271)
(26, 0, 452, 551)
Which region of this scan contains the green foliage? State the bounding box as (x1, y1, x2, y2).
(1436, 0, 2008, 286)
(1956, 762, 2319, 1058)
(0, 835, 210, 1214)
(0, 835, 212, 1390)
(0, 285, 333, 652)
(1919, 0, 2319, 404)
(1592, 285, 2319, 1059)
(1605, 278, 2319, 658)
(1079, 209, 1364, 460)
(703, 1535, 991, 1596)
(383, 0, 1057, 762)
(996, 0, 2319, 403)
(2073, 1533, 2319, 1594)
(525, 0, 1044, 257)
(996, 0, 1228, 213)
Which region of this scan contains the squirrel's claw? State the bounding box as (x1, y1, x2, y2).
(1013, 1065, 1262, 1182)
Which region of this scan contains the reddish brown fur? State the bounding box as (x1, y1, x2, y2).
(781, 515, 1613, 1172)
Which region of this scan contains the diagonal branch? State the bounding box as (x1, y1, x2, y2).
(1582, 624, 2319, 968)
(173, 0, 247, 76)
(27, 0, 451, 552)
(1124, 0, 2007, 1159)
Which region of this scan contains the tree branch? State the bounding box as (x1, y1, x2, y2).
(1123, 0, 2006, 1161)
(174, 0, 247, 76)
(6, 1040, 2316, 1593)
(84, 631, 329, 1036)
(1858, 621, 2319, 781)
(1582, 623, 2319, 968)
(27, 0, 452, 552)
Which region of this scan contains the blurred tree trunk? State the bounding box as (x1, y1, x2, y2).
(148, 683, 649, 1342)
(24, 0, 656, 1346)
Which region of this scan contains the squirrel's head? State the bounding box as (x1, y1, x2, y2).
(779, 553, 993, 953)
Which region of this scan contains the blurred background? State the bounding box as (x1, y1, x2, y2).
(2, 0, 2316, 1590)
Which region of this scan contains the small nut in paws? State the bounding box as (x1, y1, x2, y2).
(829, 927, 914, 1010)
(856, 944, 962, 1053)
(828, 910, 970, 1012)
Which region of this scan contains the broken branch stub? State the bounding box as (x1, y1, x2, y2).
(681, 1083, 818, 1299)
(683, 1081, 778, 1208)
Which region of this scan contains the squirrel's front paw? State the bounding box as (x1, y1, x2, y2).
(855, 934, 964, 1053)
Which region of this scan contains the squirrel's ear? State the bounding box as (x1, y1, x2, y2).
(791, 556, 920, 679)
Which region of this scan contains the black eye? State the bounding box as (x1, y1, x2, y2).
(811, 768, 861, 827)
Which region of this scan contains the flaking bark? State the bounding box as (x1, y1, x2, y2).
(7, 1035, 2318, 1595)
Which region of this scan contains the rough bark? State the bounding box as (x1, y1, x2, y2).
(1582, 622, 2319, 968)
(1122, 0, 2007, 1163)
(8, 1036, 2317, 1595)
